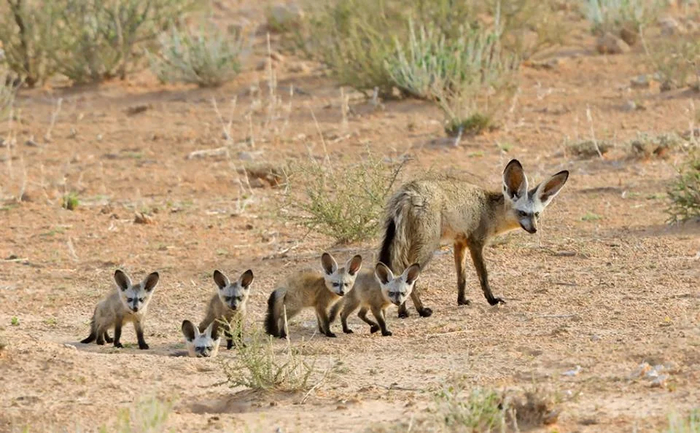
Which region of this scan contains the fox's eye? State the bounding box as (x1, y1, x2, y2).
(126, 298, 133, 303)
(138, 298, 144, 302)
(224, 296, 232, 302)
(518, 210, 527, 217)
(534, 212, 540, 218)
(332, 282, 340, 287)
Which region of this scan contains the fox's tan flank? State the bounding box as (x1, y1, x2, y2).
(379, 159, 569, 317)
(81, 270, 160, 349)
(265, 252, 362, 338)
(199, 269, 254, 350)
(333, 262, 421, 336)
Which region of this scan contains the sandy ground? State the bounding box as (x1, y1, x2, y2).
(0, 2, 699, 432)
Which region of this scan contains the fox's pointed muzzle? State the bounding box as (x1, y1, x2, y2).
(520, 222, 537, 234)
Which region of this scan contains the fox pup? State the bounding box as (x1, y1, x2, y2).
(380, 159, 569, 317)
(199, 269, 254, 350)
(81, 270, 160, 349)
(265, 252, 362, 338)
(333, 262, 420, 336)
(182, 320, 221, 358)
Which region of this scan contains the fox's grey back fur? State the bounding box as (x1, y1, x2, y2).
(379, 159, 569, 316)
(81, 270, 159, 349)
(199, 269, 254, 350)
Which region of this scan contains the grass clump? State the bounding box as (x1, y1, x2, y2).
(62, 192, 80, 210)
(436, 386, 507, 432)
(283, 154, 406, 244)
(149, 23, 247, 87)
(0, 0, 57, 87)
(100, 397, 172, 433)
(644, 31, 700, 91)
(583, 0, 658, 45)
(220, 327, 317, 392)
(667, 153, 700, 223)
(566, 139, 614, 158)
(629, 132, 684, 158)
(667, 409, 700, 433)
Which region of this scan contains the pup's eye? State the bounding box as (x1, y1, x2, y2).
(518, 210, 528, 217)
(224, 296, 232, 302)
(534, 212, 540, 218)
(126, 298, 133, 303)
(138, 298, 144, 302)
(332, 282, 340, 287)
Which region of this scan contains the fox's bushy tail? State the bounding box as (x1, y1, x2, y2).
(379, 188, 415, 272)
(264, 290, 282, 337)
(80, 319, 96, 344)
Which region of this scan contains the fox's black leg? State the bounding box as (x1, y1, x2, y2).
(468, 241, 505, 306)
(113, 321, 123, 348)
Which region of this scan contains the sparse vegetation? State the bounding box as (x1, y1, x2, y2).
(0, 68, 16, 121)
(644, 30, 700, 91)
(283, 154, 405, 244)
(220, 326, 318, 392)
(667, 153, 700, 223)
(583, 0, 657, 45)
(667, 409, 700, 433)
(62, 192, 80, 210)
(11, 316, 19, 326)
(629, 132, 683, 158)
(149, 23, 247, 87)
(436, 385, 507, 432)
(100, 397, 173, 433)
(566, 139, 614, 158)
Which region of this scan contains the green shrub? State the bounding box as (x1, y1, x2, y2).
(0, 0, 58, 87)
(62, 192, 80, 210)
(644, 31, 700, 91)
(667, 409, 700, 433)
(436, 385, 507, 432)
(584, 0, 659, 45)
(50, 0, 193, 84)
(667, 153, 700, 223)
(283, 154, 405, 244)
(149, 23, 247, 87)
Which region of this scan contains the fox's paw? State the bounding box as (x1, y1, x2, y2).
(418, 307, 433, 317)
(457, 298, 471, 306)
(226, 340, 234, 350)
(381, 330, 393, 337)
(343, 328, 354, 334)
(138, 343, 149, 350)
(325, 332, 337, 338)
(397, 310, 409, 319)
(96, 339, 105, 346)
(488, 297, 506, 306)
(369, 325, 380, 334)
(114, 342, 124, 348)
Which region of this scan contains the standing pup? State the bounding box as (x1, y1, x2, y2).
(380, 159, 569, 317)
(199, 269, 254, 350)
(334, 262, 420, 336)
(182, 320, 221, 358)
(81, 270, 160, 349)
(265, 253, 362, 338)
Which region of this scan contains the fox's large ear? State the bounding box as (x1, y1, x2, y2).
(375, 262, 394, 285)
(182, 320, 197, 342)
(213, 270, 230, 290)
(239, 269, 254, 289)
(143, 272, 159, 292)
(403, 263, 421, 285)
(535, 170, 569, 208)
(114, 270, 132, 291)
(209, 321, 220, 340)
(321, 252, 338, 275)
(346, 255, 362, 276)
(503, 159, 528, 201)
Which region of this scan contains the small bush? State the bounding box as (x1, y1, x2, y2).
(220, 327, 316, 392)
(0, 0, 58, 87)
(102, 397, 172, 433)
(50, 0, 193, 84)
(283, 154, 406, 244)
(667, 153, 700, 223)
(436, 385, 507, 432)
(584, 0, 658, 45)
(644, 31, 700, 91)
(629, 132, 683, 158)
(149, 24, 247, 87)
(667, 409, 700, 433)
(62, 192, 79, 210)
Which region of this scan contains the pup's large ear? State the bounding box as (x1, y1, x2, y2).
(143, 272, 159, 292)
(321, 252, 338, 275)
(114, 270, 132, 291)
(213, 270, 230, 290)
(375, 262, 394, 285)
(346, 255, 362, 276)
(503, 159, 528, 201)
(238, 269, 254, 289)
(403, 263, 421, 285)
(182, 320, 197, 342)
(535, 170, 569, 208)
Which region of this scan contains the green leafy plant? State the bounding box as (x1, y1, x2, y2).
(62, 192, 80, 210)
(149, 23, 247, 87)
(667, 153, 700, 223)
(584, 0, 658, 45)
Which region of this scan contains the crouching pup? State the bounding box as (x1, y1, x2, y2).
(182, 320, 221, 358)
(81, 270, 160, 349)
(199, 269, 254, 350)
(334, 262, 420, 336)
(265, 252, 362, 338)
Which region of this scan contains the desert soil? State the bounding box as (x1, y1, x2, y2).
(0, 2, 699, 433)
